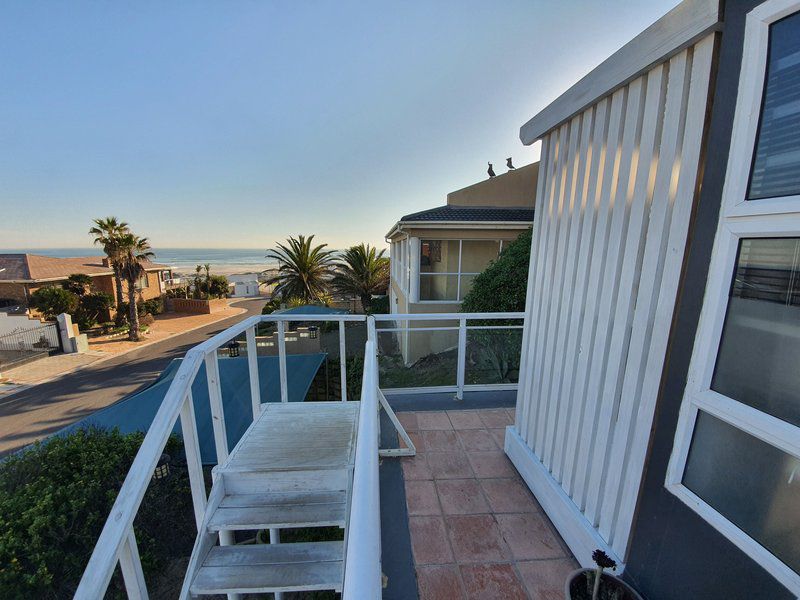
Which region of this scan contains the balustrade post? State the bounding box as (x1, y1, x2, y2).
(339, 320, 347, 401)
(180, 391, 207, 530)
(119, 529, 148, 600)
(277, 321, 288, 403)
(246, 325, 261, 418)
(456, 318, 467, 400)
(205, 351, 229, 463)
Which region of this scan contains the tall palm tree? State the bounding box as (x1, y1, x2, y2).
(204, 263, 211, 300)
(266, 235, 336, 303)
(332, 243, 389, 312)
(194, 265, 203, 299)
(118, 233, 154, 341)
(89, 217, 129, 320)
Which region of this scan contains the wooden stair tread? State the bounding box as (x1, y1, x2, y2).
(207, 501, 346, 531)
(191, 541, 343, 594)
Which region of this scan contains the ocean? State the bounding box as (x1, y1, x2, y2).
(0, 248, 282, 277)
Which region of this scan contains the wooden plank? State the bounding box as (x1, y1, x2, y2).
(202, 541, 343, 567)
(207, 503, 346, 530)
(519, 0, 720, 143)
(119, 530, 148, 600)
(205, 351, 229, 464)
(222, 469, 350, 494)
(180, 391, 207, 531)
(220, 490, 346, 508)
(246, 326, 261, 419)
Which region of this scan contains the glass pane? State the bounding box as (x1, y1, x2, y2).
(419, 274, 458, 301)
(748, 11, 800, 200)
(459, 274, 477, 301)
(460, 240, 500, 273)
(421, 240, 460, 273)
(376, 327, 458, 388)
(465, 328, 523, 384)
(683, 411, 800, 573)
(712, 238, 800, 427)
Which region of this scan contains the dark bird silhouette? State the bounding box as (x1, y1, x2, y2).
(506, 157, 516, 170)
(487, 162, 496, 177)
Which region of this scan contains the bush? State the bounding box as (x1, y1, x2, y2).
(0, 428, 194, 599)
(368, 295, 389, 314)
(29, 286, 78, 319)
(141, 297, 164, 316)
(74, 291, 115, 330)
(197, 275, 229, 299)
(461, 228, 532, 314)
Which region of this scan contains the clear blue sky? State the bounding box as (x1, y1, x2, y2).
(1, 0, 679, 249)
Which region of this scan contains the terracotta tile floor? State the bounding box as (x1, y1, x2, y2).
(400, 408, 578, 600)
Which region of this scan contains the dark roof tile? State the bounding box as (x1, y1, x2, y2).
(400, 204, 534, 223)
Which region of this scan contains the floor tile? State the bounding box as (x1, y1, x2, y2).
(467, 451, 518, 479)
(446, 410, 484, 430)
(496, 513, 565, 559)
(505, 407, 517, 421)
(402, 453, 432, 480)
(479, 477, 541, 513)
(409, 516, 453, 564)
(422, 429, 461, 451)
(407, 431, 425, 452)
(478, 408, 514, 428)
(417, 411, 454, 430)
(456, 428, 498, 452)
(397, 411, 419, 432)
(460, 563, 527, 600)
(406, 480, 441, 516)
(488, 428, 507, 448)
(417, 565, 466, 600)
(445, 514, 511, 562)
(436, 479, 490, 515)
(427, 451, 474, 479)
(517, 558, 578, 600)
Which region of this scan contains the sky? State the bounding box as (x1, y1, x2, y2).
(0, 0, 680, 250)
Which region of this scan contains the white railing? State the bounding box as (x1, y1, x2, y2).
(373, 312, 525, 399)
(74, 310, 522, 599)
(342, 326, 382, 598)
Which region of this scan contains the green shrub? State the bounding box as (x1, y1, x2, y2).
(367, 295, 389, 314)
(461, 228, 532, 314)
(141, 297, 164, 316)
(29, 286, 78, 320)
(74, 291, 115, 330)
(0, 428, 195, 599)
(197, 275, 229, 299)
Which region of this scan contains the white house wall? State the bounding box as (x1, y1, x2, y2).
(508, 34, 715, 567)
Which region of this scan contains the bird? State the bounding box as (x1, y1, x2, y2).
(506, 157, 516, 170)
(488, 162, 496, 177)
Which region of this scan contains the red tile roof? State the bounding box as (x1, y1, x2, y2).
(0, 254, 169, 282)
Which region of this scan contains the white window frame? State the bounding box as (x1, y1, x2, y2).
(666, 0, 800, 594)
(417, 238, 504, 304)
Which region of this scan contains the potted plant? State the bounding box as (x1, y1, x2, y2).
(565, 549, 643, 600)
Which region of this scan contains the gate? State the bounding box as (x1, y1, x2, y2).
(0, 323, 61, 369)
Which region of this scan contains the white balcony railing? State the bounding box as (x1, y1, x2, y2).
(73, 311, 523, 599)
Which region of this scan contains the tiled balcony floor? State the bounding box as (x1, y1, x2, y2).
(397, 408, 578, 600)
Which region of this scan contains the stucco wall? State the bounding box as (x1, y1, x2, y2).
(446, 162, 538, 207)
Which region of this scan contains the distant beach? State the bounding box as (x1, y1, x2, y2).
(0, 248, 281, 279)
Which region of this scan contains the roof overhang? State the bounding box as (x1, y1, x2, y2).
(519, 0, 721, 144)
(0, 266, 169, 285)
(385, 220, 532, 240)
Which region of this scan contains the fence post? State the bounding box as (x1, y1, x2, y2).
(119, 529, 148, 600)
(205, 351, 229, 463)
(277, 320, 288, 403)
(246, 325, 261, 418)
(456, 318, 467, 400)
(339, 320, 347, 401)
(56, 313, 76, 353)
(180, 391, 207, 531)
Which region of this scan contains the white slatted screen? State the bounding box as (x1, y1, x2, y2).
(513, 34, 715, 561)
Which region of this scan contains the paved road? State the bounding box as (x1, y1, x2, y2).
(0, 298, 265, 455)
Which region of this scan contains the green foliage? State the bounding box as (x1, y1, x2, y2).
(30, 286, 78, 319)
(61, 274, 93, 297)
(74, 291, 115, 330)
(141, 297, 165, 316)
(165, 286, 189, 299)
(197, 275, 229, 299)
(0, 428, 194, 599)
(460, 228, 532, 314)
(267, 235, 336, 303)
(331, 243, 389, 312)
(368, 295, 389, 314)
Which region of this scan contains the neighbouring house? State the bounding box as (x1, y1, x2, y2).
(508, 0, 800, 598)
(385, 162, 537, 361)
(0, 253, 172, 319)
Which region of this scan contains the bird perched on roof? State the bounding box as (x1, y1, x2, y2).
(488, 162, 496, 177)
(507, 157, 515, 170)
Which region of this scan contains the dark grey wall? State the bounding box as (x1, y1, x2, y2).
(624, 1, 795, 599)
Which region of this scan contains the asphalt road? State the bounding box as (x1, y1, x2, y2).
(0, 298, 265, 456)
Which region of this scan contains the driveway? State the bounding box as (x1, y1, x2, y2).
(0, 298, 265, 456)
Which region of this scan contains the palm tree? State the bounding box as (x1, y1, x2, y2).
(204, 263, 211, 299)
(118, 233, 154, 341)
(194, 265, 203, 299)
(89, 217, 129, 321)
(332, 243, 389, 313)
(266, 235, 336, 304)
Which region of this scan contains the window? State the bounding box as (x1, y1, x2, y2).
(667, 2, 800, 593)
(418, 239, 501, 302)
(135, 274, 149, 290)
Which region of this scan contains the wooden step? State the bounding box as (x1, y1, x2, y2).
(207, 490, 347, 531)
(190, 541, 344, 595)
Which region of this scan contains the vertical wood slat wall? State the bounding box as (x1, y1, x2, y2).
(514, 34, 715, 560)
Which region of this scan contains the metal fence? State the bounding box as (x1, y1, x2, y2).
(0, 323, 60, 353)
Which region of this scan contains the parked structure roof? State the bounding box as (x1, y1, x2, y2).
(0, 254, 169, 283)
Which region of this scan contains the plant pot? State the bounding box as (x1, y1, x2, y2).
(565, 568, 644, 600)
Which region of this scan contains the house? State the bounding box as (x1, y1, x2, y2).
(385, 162, 536, 361)
(507, 0, 800, 598)
(0, 253, 172, 316)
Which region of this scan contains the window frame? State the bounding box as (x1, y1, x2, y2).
(417, 238, 504, 303)
(666, 1, 800, 593)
